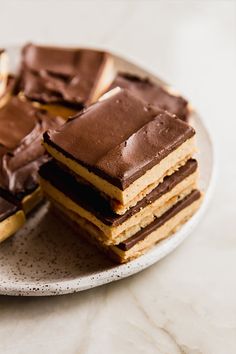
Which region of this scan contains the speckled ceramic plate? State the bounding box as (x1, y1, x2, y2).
(0, 47, 216, 296)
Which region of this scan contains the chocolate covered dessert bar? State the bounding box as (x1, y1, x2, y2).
(43, 89, 196, 214)
(18, 43, 115, 109)
(0, 96, 63, 213)
(107, 72, 190, 121)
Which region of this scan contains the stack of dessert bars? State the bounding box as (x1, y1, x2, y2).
(39, 88, 202, 263)
(1, 43, 202, 254)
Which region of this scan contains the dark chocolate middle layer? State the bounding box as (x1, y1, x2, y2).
(117, 189, 201, 251)
(108, 72, 189, 121)
(0, 96, 63, 200)
(39, 159, 197, 227)
(44, 89, 195, 189)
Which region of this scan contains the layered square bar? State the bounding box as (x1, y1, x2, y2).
(107, 72, 190, 121)
(0, 96, 63, 216)
(17, 43, 115, 118)
(43, 89, 196, 215)
(40, 88, 202, 263)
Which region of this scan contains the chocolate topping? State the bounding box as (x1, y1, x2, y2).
(117, 189, 201, 251)
(108, 73, 189, 121)
(0, 97, 63, 200)
(44, 89, 195, 189)
(18, 43, 110, 106)
(39, 159, 197, 226)
(0, 190, 19, 222)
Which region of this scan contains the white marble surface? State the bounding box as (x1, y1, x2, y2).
(0, 1, 235, 353)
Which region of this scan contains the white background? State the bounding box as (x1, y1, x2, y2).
(0, 1, 236, 353)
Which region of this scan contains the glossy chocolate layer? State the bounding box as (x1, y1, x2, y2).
(108, 73, 189, 121)
(44, 89, 195, 189)
(117, 189, 201, 251)
(0, 97, 63, 200)
(0, 190, 19, 222)
(18, 43, 109, 106)
(39, 158, 197, 226)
